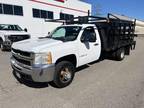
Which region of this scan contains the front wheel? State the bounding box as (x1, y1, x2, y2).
(52, 61, 75, 88)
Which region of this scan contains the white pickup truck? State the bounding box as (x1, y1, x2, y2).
(10, 15, 136, 88)
(0, 24, 30, 51)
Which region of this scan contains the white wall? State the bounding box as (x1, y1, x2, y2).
(135, 20, 144, 34)
(0, 0, 91, 37)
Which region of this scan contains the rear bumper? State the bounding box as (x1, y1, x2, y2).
(10, 57, 55, 82)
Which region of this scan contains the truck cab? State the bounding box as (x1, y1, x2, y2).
(0, 24, 30, 51)
(11, 24, 101, 88)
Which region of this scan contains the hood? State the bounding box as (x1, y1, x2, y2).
(0, 30, 29, 35)
(12, 38, 63, 53)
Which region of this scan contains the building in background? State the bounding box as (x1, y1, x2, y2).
(0, 0, 91, 37)
(135, 20, 144, 35)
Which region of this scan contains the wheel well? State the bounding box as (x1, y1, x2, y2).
(55, 54, 77, 67)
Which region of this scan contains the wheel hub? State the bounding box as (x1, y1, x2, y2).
(121, 51, 124, 58)
(60, 68, 72, 83)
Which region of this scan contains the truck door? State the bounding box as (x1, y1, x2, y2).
(78, 26, 101, 66)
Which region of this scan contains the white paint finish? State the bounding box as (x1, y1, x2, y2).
(49, 40, 79, 66)
(12, 38, 63, 52)
(77, 25, 101, 66)
(12, 24, 101, 67)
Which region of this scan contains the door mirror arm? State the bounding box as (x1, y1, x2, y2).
(24, 28, 28, 32)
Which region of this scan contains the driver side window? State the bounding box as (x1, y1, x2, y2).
(81, 27, 96, 42)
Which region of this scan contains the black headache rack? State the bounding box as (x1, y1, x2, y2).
(45, 13, 137, 52)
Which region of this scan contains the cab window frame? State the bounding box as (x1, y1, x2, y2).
(81, 26, 97, 42)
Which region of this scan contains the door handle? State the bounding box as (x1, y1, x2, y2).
(94, 43, 99, 46)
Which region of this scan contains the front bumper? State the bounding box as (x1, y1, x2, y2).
(10, 57, 55, 82)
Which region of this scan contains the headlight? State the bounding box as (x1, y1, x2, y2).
(34, 52, 52, 65)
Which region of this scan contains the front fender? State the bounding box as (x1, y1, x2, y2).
(50, 42, 79, 67)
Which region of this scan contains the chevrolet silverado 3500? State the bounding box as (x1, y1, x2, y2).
(10, 14, 136, 88)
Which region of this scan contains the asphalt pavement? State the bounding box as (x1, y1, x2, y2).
(0, 37, 144, 108)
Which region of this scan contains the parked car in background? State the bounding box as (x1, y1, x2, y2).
(0, 24, 30, 51)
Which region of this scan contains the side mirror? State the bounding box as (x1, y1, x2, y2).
(81, 36, 89, 43)
(48, 32, 50, 35)
(47, 32, 51, 37)
(24, 28, 28, 32)
(81, 35, 96, 43)
(89, 36, 96, 42)
(88, 33, 96, 42)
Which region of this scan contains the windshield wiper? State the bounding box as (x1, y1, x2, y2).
(52, 37, 66, 42)
(39, 36, 52, 39)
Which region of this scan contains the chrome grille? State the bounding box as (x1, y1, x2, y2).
(12, 48, 33, 66)
(8, 35, 30, 42)
(12, 48, 31, 58)
(13, 55, 31, 66)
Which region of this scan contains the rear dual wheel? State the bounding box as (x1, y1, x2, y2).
(115, 47, 125, 61)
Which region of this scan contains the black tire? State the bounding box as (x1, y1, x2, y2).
(0, 40, 2, 49)
(115, 47, 125, 61)
(1, 43, 5, 51)
(52, 61, 75, 88)
(0, 40, 5, 51)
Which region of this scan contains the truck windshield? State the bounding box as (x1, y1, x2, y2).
(49, 26, 82, 42)
(0, 24, 23, 31)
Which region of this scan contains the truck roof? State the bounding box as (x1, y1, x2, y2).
(61, 24, 96, 28)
